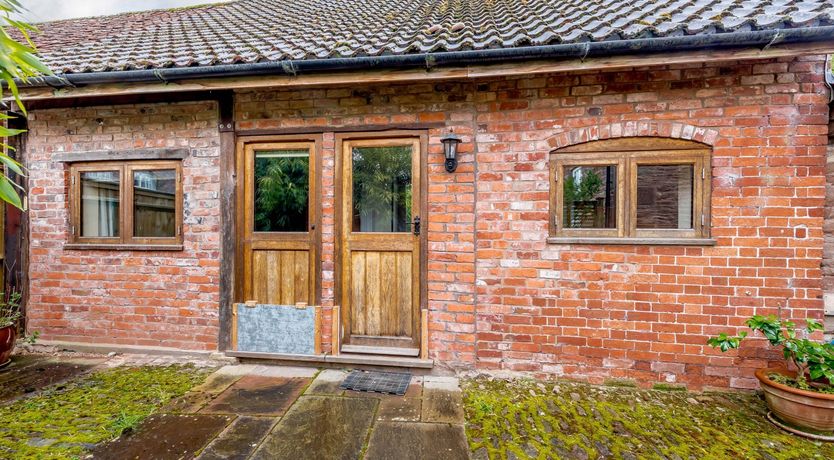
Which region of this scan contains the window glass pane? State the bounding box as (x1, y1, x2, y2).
(352, 145, 412, 232)
(636, 164, 694, 229)
(254, 149, 309, 232)
(133, 169, 177, 238)
(80, 171, 120, 237)
(562, 165, 617, 229)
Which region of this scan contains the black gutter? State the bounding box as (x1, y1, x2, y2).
(26, 26, 834, 88)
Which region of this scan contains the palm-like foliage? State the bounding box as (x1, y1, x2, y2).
(0, 1, 51, 208)
(351, 146, 412, 231)
(254, 155, 309, 232)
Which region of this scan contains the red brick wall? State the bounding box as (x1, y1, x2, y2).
(473, 58, 828, 389)
(26, 101, 222, 351)
(24, 55, 831, 389)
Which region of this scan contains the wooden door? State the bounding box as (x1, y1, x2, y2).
(242, 140, 318, 305)
(340, 137, 422, 356)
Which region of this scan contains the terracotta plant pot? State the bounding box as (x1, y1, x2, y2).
(0, 325, 16, 367)
(756, 368, 834, 433)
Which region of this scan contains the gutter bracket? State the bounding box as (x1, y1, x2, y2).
(579, 42, 591, 62)
(153, 69, 169, 84)
(425, 54, 436, 70)
(762, 30, 783, 51)
(280, 61, 298, 76)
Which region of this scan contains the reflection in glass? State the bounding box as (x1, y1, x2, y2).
(352, 145, 412, 232)
(133, 169, 176, 238)
(81, 171, 120, 237)
(562, 165, 617, 229)
(636, 164, 694, 229)
(255, 149, 310, 232)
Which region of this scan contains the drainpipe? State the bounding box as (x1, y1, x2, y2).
(825, 54, 834, 103)
(21, 26, 834, 88)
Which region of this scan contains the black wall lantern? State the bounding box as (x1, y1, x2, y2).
(441, 132, 462, 173)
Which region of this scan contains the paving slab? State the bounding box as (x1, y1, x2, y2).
(364, 422, 470, 460)
(377, 396, 422, 422)
(212, 364, 259, 377)
(190, 372, 243, 395)
(159, 369, 245, 414)
(251, 396, 378, 460)
(90, 414, 232, 460)
(250, 365, 318, 378)
(422, 387, 465, 424)
(196, 416, 275, 460)
(305, 369, 347, 395)
(162, 390, 216, 414)
(0, 355, 102, 403)
(201, 375, 309, 416)
(423, 376, 461, 392)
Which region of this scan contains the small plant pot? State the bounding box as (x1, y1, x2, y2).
(756, 368, 834, 433)
(0, 325, 16, 368)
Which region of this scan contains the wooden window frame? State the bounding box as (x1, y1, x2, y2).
(549, 138, 712, 245)
(68, 160, 183, 249)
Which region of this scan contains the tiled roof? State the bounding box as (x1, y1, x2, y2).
(27, 0, 834, 74)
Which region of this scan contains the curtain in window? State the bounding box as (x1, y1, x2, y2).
(81, 173, 119, 237)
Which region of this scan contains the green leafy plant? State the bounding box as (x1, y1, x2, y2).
(0, 290, 21, 328)
(23, 329, 38, 344)
(351, 146, 412, 230)
(708, 315, 834, 391)
(564, 168, 603, 203)
(0, 1, 52, 208)
(254, 154, 309, 231)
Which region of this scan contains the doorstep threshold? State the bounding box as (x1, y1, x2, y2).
(225, 350, 433, 369)
(340, 344, 420, 357)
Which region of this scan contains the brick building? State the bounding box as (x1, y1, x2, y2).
(11, 0, 834, 389)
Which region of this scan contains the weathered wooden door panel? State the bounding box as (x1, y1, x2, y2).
(349, 250, 413, 338)
(241, 140, 318, 306)
(251, 249, 310, 305)
(340, 137, 423, 354)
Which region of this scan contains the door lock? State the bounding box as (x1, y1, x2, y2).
(411, 216, 421, 236)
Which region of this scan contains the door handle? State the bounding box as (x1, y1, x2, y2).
(411, 216, 421, 236)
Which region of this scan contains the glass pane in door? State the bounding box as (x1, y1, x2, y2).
(254, 149, 310, 232)
(351, 145, 412, 232)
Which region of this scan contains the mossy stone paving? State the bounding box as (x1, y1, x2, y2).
(0, 355, 103, 403)
(196, 416, 276, 460)
(0, 364, 210, 459)
(364, 421, 470, 460)
(250, 395, 378, 460)
(463, 377, 834, 460)
(200, 375, 309, 416)
(90, 414, 233, 460)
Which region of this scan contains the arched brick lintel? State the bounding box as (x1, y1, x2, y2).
(547, 122, 721, 152)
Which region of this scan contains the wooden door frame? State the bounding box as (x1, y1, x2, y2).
(234, 134, 323, 306)
(334, 130, 429, 350)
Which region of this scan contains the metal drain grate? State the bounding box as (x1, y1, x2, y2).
(340, 370, 412, 395)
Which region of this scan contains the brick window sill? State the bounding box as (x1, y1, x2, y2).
(546, 237, 717, 246)
(63, 243, 184, 251)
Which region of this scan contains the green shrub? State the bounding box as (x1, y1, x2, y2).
(708, 315, 834, 391)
